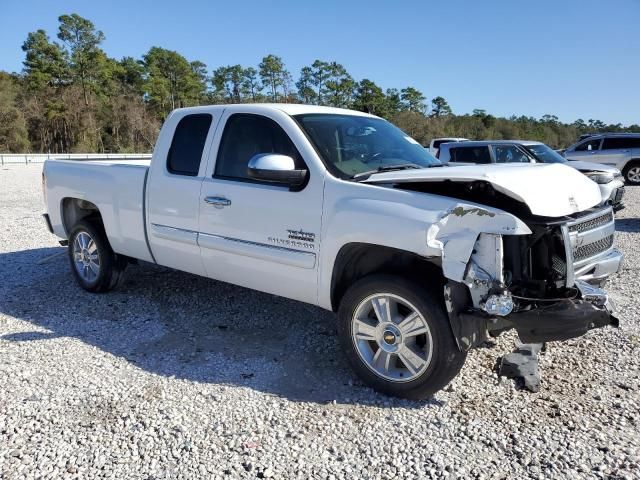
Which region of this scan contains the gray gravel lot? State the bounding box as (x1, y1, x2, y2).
(1, 165, 639, 479)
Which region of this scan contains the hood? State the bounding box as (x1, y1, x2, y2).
(566, 160, 620, 174)
(362, 163, 602, 217)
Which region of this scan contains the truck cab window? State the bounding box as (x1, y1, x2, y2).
(167, 114, 212, 176)
(215, 114, 304, 181)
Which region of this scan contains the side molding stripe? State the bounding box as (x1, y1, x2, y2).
(150, 224, 198, 245)
(197, 232, 316, 269)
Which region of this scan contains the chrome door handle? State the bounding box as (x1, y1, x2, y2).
(204, 196, 232, 207)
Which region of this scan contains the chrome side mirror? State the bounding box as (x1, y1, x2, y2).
(247, 154, 307, 187)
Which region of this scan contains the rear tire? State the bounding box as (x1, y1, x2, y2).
(622, 161, 640, 185)
(337, 274, 467, 400)
(67, 219, 127, 293)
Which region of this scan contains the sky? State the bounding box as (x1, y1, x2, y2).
(1, 0, 639, 125)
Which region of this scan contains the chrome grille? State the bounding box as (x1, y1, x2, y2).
(568, 211, 613, 233)
(563, 207, 616, 286)
(573, 235, 614, 262)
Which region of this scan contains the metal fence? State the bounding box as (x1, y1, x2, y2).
(0, 153, 152, 165)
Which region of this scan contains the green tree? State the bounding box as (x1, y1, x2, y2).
(353, 79, 387, 116)
(57, 14, 106, 105)
(142, 47, 207, 117)
(259, 54, 287, 101)
(21, 30, 69, 91)
(296, 66, 316, 104)
(241, 67, 261, 102)
(430, 96, 452, 117)
(400, 87, 426, 113)
(310, 60, 330, 104)
(323, 62, 354, 108)
(385, 88, 403, 114)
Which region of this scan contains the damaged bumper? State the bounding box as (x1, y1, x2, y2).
(507, 281, 618, 344)
(445, 280, 619, 350)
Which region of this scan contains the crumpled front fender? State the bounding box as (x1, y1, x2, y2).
(425, 203, 531, 282)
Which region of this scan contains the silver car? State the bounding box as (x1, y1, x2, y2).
(564, 133, 640, 185)
(439, 140, 625, 211)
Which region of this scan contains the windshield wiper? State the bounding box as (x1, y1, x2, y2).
(351, 164, 422, 181)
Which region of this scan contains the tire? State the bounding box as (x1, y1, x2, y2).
(337, 274, 467, 400)
(67, 219, 127, 293)
(622, 161, 640, 185)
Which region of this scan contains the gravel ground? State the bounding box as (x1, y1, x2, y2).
(1, 164, 639, 479)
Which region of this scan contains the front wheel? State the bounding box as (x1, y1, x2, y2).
(67, 220, 127, 293)
(337, 274, 467, 400)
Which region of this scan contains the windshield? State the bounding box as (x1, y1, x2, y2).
(524, 144, 567, 164)
(294, 114, 441, 178)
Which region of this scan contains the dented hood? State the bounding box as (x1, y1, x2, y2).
(363, 163, 602, 217)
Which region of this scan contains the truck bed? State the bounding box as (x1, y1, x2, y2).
(43, 158, 154, 263)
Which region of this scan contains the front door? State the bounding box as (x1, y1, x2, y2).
(565, 137, 602, 163)
(198, 110, 324, 304)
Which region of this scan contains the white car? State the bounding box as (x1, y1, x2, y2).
(438, 140, 625, 211)
(42, 104, 621, 399)
(427, 137, 468, 157)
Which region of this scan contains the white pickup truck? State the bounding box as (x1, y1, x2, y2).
(42, 104, 622, 399)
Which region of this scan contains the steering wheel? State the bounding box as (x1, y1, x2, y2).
(363, 152, 383, 164)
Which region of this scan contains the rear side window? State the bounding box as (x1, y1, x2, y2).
(215, 114, 304, 181)
(167, 114, 212, 176)
(449, 146, 491, 164)
(575, 138, 601, 151)
(602, 137, 640, 149)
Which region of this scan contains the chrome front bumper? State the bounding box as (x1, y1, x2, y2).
(575, 248, 624, 284)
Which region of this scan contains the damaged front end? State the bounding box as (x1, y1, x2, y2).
(437, 205, 622, 351)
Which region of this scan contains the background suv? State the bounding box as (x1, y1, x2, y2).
(439, 140, 625, 210)
(564, 133, 640, 185)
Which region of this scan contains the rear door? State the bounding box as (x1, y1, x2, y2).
(599, 137, 635, 169)
(146, 111, 218, 276)
(197, 109, 323, 304)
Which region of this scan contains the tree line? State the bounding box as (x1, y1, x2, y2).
(0, 13, 637, 154)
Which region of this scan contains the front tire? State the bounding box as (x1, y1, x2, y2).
(67, 220, 126, 293)
(623, 161, 640, 185)
(337, 274, 467, 400)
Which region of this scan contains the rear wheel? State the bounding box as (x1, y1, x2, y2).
(623, 161, 640, 185)
(337, 274, 467, 399)
(67, 220, 126, 293)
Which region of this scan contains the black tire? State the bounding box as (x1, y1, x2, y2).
(67, 219, 127, 293)
(337, 274, 467, 400)
(622, 160, 640, 185)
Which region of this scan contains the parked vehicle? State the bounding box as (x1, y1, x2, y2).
(564, 133, 640, 185)
(439, 140, 625, 210)
(427, 137, 468, 157)
(42, 104, 622, 399)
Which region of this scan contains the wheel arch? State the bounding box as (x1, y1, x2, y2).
(61, 197, 105, 237)
(329, 242, 444, 312)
